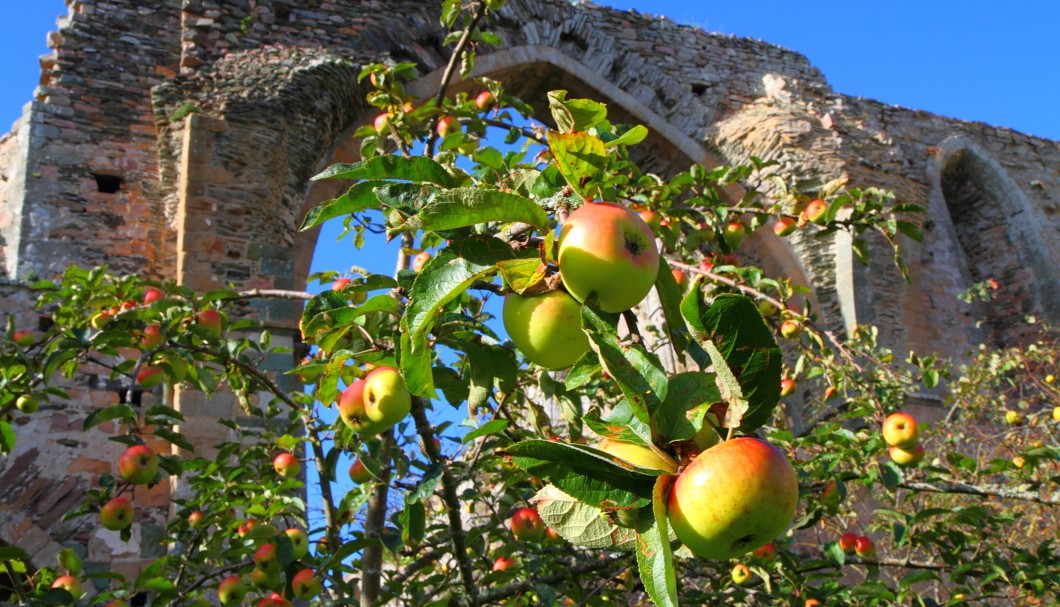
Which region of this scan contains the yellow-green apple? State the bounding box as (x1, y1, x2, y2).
(889, 443, 925, 467)
(373, 113, 390, 132)
(1053, 406, 1060, 422)
(349, 459, 373, 484)
(838, 531, 858, 552)
(854, 536, 876, 558)
(285, 527, 309, 559)
(474, 90, 495, 110)
(692, 413, 721, 451)
(731, 563, 752, 585)
(779, 378, 796, 397)
(722, 221, 746, 250)
(1004, 410, 1023, 425)
(251, 566, 280, 590)
(502, 290, 590, 370)
(254, 543, 280, 573)
(12, 330, 33, 347)
(196, 308, 223, 337)
(118, 445, 159, 485)
(273, 452, 301, 478)
(492, 555, 515, 571)
(51, 576, 83, 599)
(436, 115, 459, 137)
(362, 366, 412, 427)
(136, 364, 165, 389)
(805, 199, 828, 224)
(882, 412, 919, 448)
(100, 496, 133, 531)
(188, 511, 205, 528)
(16, 394, 39, 413)
(752, 542, 777, 561)
(672, 268, 688, 290)
(557, 202, 660, 313)
(291, 569, 321, 599)
(412, 251, 432, 272)
(510, 507, 546, 542)
(142, 288, 164, 305)
(337, 380, 386, 435)
(217, 576, 247, 605)
(758, 300, 779, 317)
(773, 217, 797, 237)
(667, 437, 798, 559)
(779, 320, 802, 339)
(141, 325, 163, 349)
(595, 438, 676, 473)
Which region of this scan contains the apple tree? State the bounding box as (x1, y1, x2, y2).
(0, 1, 1057, 606)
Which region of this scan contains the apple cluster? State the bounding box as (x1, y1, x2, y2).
(337, 366, 412, 435)
(882, 411, 926, 467)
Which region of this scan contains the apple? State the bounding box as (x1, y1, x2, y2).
(557, 202, 660, 313)
(412, 251, 432, 272)
(436, 115, 459, 137)
(362, 366, 412, 427)
(292, 568, 321, 599)
(805, 600, 822, 607)
(217, 575, 247, 605)
(105, 601, 131, 607)
(889, 443, 925, 467)
(349, 459, 373, 484)
(1053, 406, 1060, 422)
(722, 221, 746, 250)
(595, 438, 676, 473)
(752, 542, 777, 561)
(254, 542, 280, 573)
(881, 412, 919, 449)
(12, 330, 33, 347)
(1047, 374, 1056, 384)
(100, 496, 134, 530)
(337, 379, 385, 435)
(668, 437, 798, 559)
(331, 277, 352, 291)
(16, 394, 39, 414)
(805, 199, 828, 224)
(510, 507, 546, 542)
(854, 536, 876, 558)
(141, 324, 163, 349)
(51, 576, 83, 599)
(492, 555, 515, 571)
(638, 209, 661, 233)
(1012, 456, 1026, 469)
(773, 217, 797, 237)
(502, 290, 590, 370)
(237, 518, 258, 537)
(256, 592, 291, 607)
(731, 563, 752, 585)
(757, 300, 779, 318)
(671, 268, 688, 290)
(273, 452, 301, 478)
(284, 527, 309, 559)
(823, 386, 838, 400)
(838, 531, 858, 552)
(90, 310, 113, 329)
(188, 511, 205, 528)
(1004, 410, 1023, 425)
(118, 445, 159, 485)
(196, 308, 223, 337)
(474, 90, 495, 110)
(779, 379, 796, 397)
(142, 288, 164, 305)
(544, 527, 561, 544)
(137, 364, 165, 389)
(779, 320, 802, 339)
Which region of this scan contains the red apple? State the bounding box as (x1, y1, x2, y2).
(331, 277, 352, 291)
(188, 511, 205, 528)
(779, 378, 796, 397)
(882, 412, 919, 449)
(502, 290, 590, 370)
(668, 437, 798, 559)
(773, 217, 797, 237)
(141, 324, 163, 349)
(237, 518, 258, 537)
(854, 535, 876, 558)
(349, 459, 373, 484)
(731, 563, 752, 585)
(217, 575, 247, 605)
(12, 330, 33, 347)
(118, 445, 159, 485)
(805, 199, 828, 224)
(779, 320, 802, 339)
(838, 531, 858, 552)
(474, 90, 495, 110)
(752, 542, 777, 561)
(136, 364, 165, 389)
(492, 555, 515, 571)
(273, 452, 301, 478)
(196, 308, 223, 337)
(510, 507, 546, 542)
(436, 115, 459, 137)
(672, 268, 688, 290)
(256, 593, 291, 607)
(90, 310, 113, 329)
(254, 543, 280, 573)
(51, 576, 83, 599)
(100, 496, 133, 530)
(889, 443, 925, 467)
(411, 251, 431, 272)
(638, 209, 661, 233)
(373, 113, 390, 132)
(291, 568, 321, 599)
(142, 288, 164, 305)
(337, 379, 385, 435)
(557, 202, 660, 313)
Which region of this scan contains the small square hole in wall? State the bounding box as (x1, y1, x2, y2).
(92, 173, 123, 194)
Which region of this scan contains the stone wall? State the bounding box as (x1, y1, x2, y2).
(0, 0, 1057, 578)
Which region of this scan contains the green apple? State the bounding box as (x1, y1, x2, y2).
(362, 367, 412, 427)
(273, 452, 301, 478)
(557, 202, 660, 313)
(217, 575, 247, 605)
(16, 394, 39, 414)
(285, 527, 309, 559)
(502, 290, 590, 370)
(731, 563, 752, 585)
(250, 566, 280, 590)
(291, 568, 322, 599)
(757, 300, 779, 318)
(882, 412, 919, 448)
(510, 507, 546, 542)
(668, 437, 798, 559)
(51, 576, 83, 599)
(118, 445, 159, 485)
(1053, 406, 1060, 422)
(779, 320, 802, 339)
(889, 443, 925, 467)
(722, 221, 746, 250)
(805, 199, 828, 224)
(100, 496, 133, 531)
(773, 217, 797, 237)
(1004, 410, 1023, 425)
(595, 439, 676, 473)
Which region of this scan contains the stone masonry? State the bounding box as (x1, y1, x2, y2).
(0, 0, 1057, 581)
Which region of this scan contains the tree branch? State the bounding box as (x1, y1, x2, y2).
(900, 480, 1059, 506)
(477, 556, 621, 604)
(360, 429, 394, 607)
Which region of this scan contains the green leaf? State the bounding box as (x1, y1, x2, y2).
(895, 220, 923, 243)
(83, 404, 137, 432)
(653, 258, 693, 365)
(547, 131, 607, 198)
(880, 460, 905, 489)
(299, 179, 390, 231)
(507, 439, 656, 509)
(400, 500, 426, 546)
(603, 124, 648, 148)
(301, 294, 399, 352)
(825, 540, 846, 566)
(584, 399, 652, 445)
(461, 419, 509, 444)
(496, 258, 548, 295)
(312, 156, 459, 187)
(532, 484, 637, 550)
(318, 538, 378, 573)
(0, 546, 29, 561)
(0, 421, 14, 455)
(547, 90, 607, 133)
(655, 372, 721, 442)
(404, 188, 549, 234)
(636, 476, 679, 607)
(563, 352, 602, 391)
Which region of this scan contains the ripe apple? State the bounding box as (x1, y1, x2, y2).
(12, 330, 33, 347)
(854, 535, 876, 558)
(1004, 410, 1023, 425)
(362, 366, 412, 427)
(285, 527, 309, 559)
(51, 576, 83, 599)
(436, 115, 459, 137)
(349, 459, 373, 484)
(474, 90, 495, 110)
(142, 288, 164, 305)
(502, 290, 590, 370)
(337, 379, 386, 435)
(752, 542, 777, 561)
(595, 438, 676, 473)
(779, 320, 802, 339)
(412, 251, 432, 272)
(510, 507, 546, 542)
(217, 575, 247, 605)
(667, 437, 798, 559)
(557, 202, 660, 313)
(373, 113, 390, 132)
(889, 443, 925, 467)
(188, 511, 205, 528)
(722, 221, 746, 250)
(731, 563, 752, 585)
(805, 199, 828, 224)
(882, 412, 919, 449)
(805, 600, 822, 607)
(273, 452, 301, 478)
(237, 518, 258, 537)
(838, 531, 858, 552)
(256, 592, 291, 607)
(16, 394, 39, 414)
(253, 543, 280, 573)
(773, 217, 797, 237)
(137, 364, 165, 389)
(118, 445, 159, 485)
(195, 308, 223, 337)
(292, 568, 322, 599)
(331, 277, 352, 291)
(141, 324, 163, 349)
(100, 496, 134, 531)
(671, 268, 688, 290)
(779, 378, 796, 397)
(492, 555, 515, 571)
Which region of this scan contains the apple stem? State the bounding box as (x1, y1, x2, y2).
(621, 310, 643, 345)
